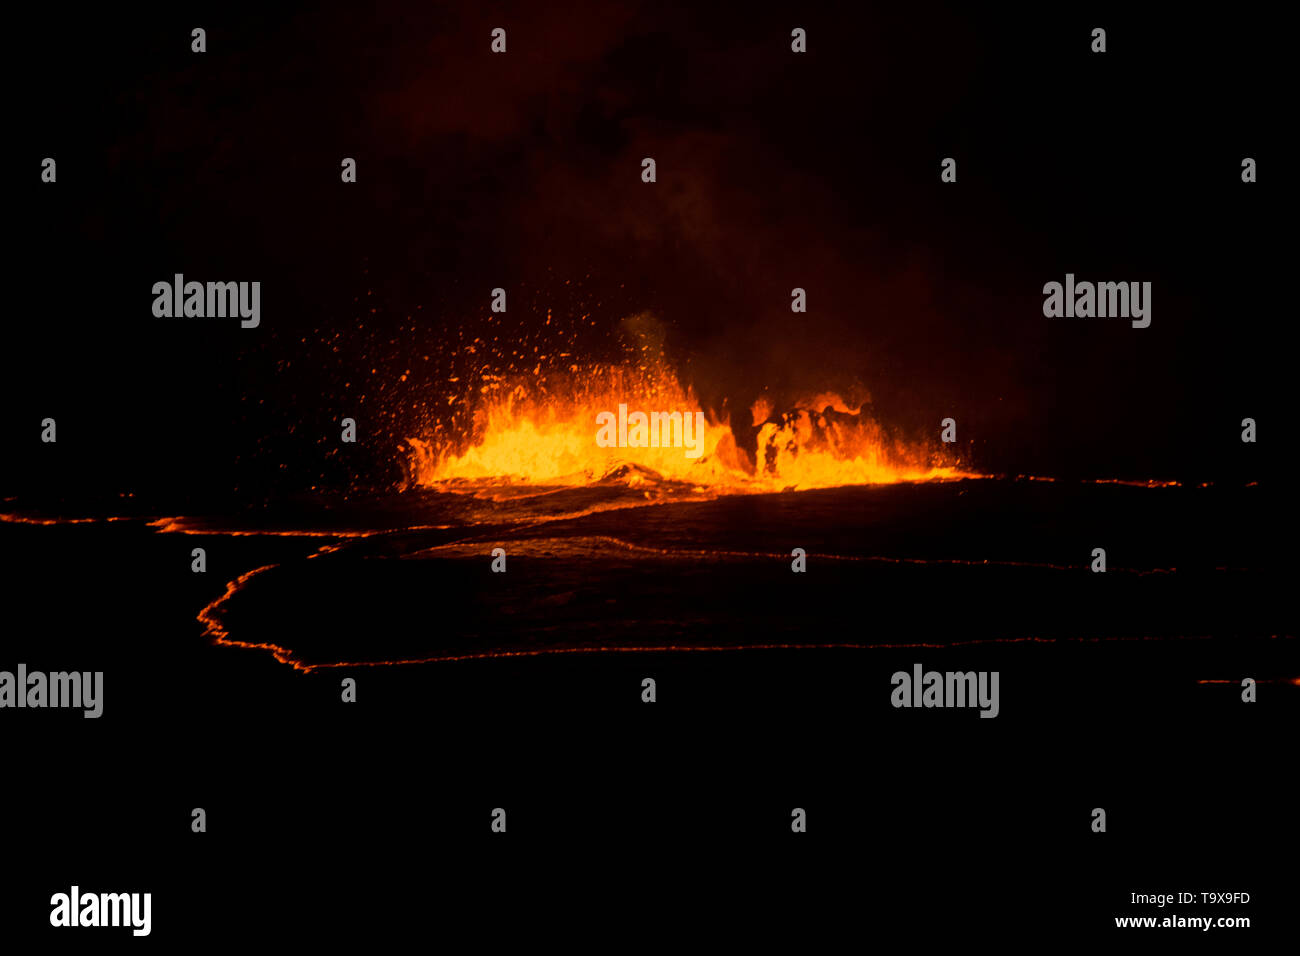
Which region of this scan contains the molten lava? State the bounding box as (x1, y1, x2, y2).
(404, 342, 971, 492)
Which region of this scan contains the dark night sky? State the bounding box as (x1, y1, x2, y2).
(6, 2, 1283, 503)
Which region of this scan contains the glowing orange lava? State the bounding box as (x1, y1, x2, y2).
(404, 347, 972, 491)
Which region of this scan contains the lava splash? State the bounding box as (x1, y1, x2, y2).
(402, 321, 972, 493)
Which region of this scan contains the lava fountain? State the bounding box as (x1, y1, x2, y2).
(402, 313, 973, 492)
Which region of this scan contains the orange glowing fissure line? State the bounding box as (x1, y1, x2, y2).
(192, 632, 1299, 674)
(190, 538, 1222, 673)
(409, 534, 1179, 574)
(1196, 677, 1300, 685)
(0, 514, 136, 526)
(0, 473, 1243, 534)
(196, 559, 1280, 671)
(146, 517, 454, 536)
(195, 542, 348, 671)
